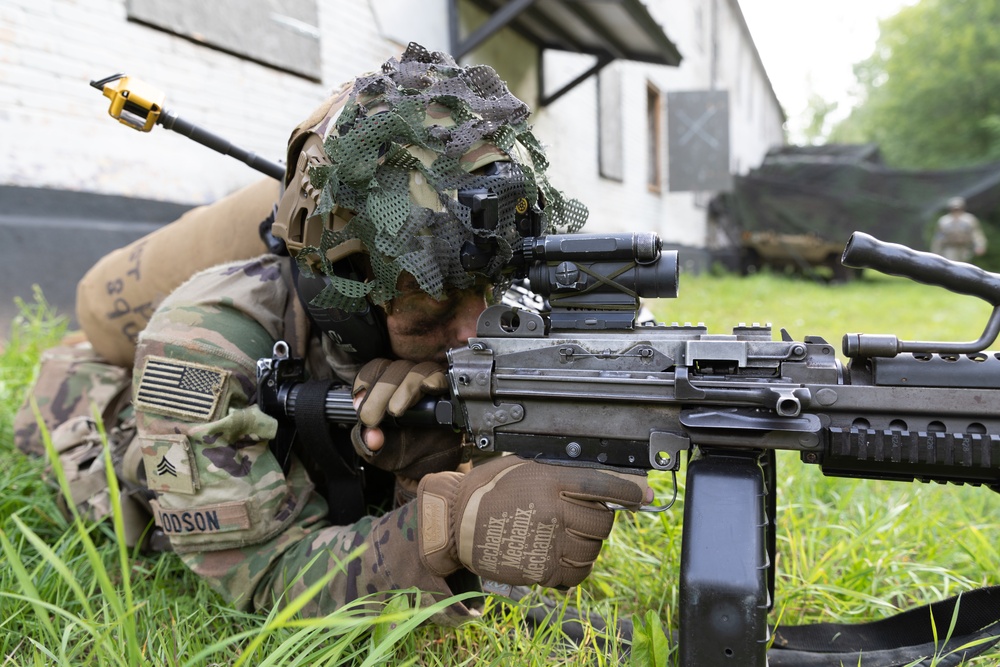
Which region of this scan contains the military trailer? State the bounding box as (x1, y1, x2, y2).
(710, 144, 1000, 279)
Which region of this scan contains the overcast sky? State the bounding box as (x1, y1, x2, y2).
(738, 0, 916, 143)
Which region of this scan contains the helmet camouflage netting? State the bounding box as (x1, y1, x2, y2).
(298, 42, 588, 312)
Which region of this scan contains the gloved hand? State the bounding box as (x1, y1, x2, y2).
(351, 359, 464, 479)
(417, 455, 649, 589)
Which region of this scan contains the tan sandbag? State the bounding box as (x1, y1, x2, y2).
(77, 177, 280, 367)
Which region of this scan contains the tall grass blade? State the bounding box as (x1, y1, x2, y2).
(0, 529, 59, 644)
(93, 405, 142, 663)
(232, 565, 342, 667)
(9, 514, 94, 619)
(30, 398, 141, 665)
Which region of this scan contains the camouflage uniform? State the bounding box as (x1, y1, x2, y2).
(126, 252, 478, 621)
(931, 209, 988, 262)
(16, 44, 588, 624)
(12, 342, 147, 536)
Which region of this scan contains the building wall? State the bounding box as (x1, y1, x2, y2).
(0, 0, 784, 331)
(1, 0, 782, 202)
(0, 0, 783, 215)
(528, 0, 784, 260)
(0, 0, 406, 204)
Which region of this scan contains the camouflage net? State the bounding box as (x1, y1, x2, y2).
(298, 42, 588, 312)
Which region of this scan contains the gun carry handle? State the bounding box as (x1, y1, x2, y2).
(843, 231, 1000, 306)
(841, 232, 1000, 357)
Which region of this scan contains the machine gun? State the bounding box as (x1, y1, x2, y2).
(257, 230, 1000, 667)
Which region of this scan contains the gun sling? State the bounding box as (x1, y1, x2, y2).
(768, 585, 1000, 665)
(508, 584, 1000, 666)
(289, 379, 367, 525)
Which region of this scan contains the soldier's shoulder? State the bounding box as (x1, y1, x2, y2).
(146, 254, 293, 342)
(161, 254, 289, 310)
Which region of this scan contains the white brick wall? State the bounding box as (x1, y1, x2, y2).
(0, 0, 784, 245)
(0, 0, 405, 204)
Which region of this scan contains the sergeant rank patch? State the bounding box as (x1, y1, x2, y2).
(139, 433, 199, 495)
(136, 357, 228, 422)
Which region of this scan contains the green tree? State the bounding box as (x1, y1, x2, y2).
(827, 104, 871, 145)
(801, 93, 839, 145)
(846, 0, 1000, 168)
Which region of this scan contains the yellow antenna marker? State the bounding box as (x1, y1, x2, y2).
(89, 73, 284, 179)
(91, 72, 165, 132)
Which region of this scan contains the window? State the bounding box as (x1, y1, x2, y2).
(647, 82, 663, 192)
(598, 66, 624, 181)
(126, 0, 321, 80)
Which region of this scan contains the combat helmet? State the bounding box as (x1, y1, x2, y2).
(272, 43, 587, 360)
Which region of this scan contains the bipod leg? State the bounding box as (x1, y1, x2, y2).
(678, 448, 770, 666)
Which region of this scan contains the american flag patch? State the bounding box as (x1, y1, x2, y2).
(136, 357, 229, 422)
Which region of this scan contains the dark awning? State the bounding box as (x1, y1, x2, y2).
(450, 0, 682, 105)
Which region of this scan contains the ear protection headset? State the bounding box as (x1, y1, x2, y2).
(291, 253, 392, 361)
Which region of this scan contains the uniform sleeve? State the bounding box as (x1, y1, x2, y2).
(133, 256, 477, 623)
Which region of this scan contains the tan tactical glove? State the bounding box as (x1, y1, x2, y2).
(351, 359, 464, 479)
(417, 455, 648, 589)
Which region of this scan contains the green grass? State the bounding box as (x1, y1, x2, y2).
(2, 271, 999, 665)
(664, 269, 995, 348)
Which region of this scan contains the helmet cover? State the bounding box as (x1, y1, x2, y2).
(290, 42, 587, 312)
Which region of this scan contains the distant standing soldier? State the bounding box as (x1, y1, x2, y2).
(931, 196, 987, 262)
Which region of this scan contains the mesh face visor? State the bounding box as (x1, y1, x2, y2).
(295, 43, 588, 313)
